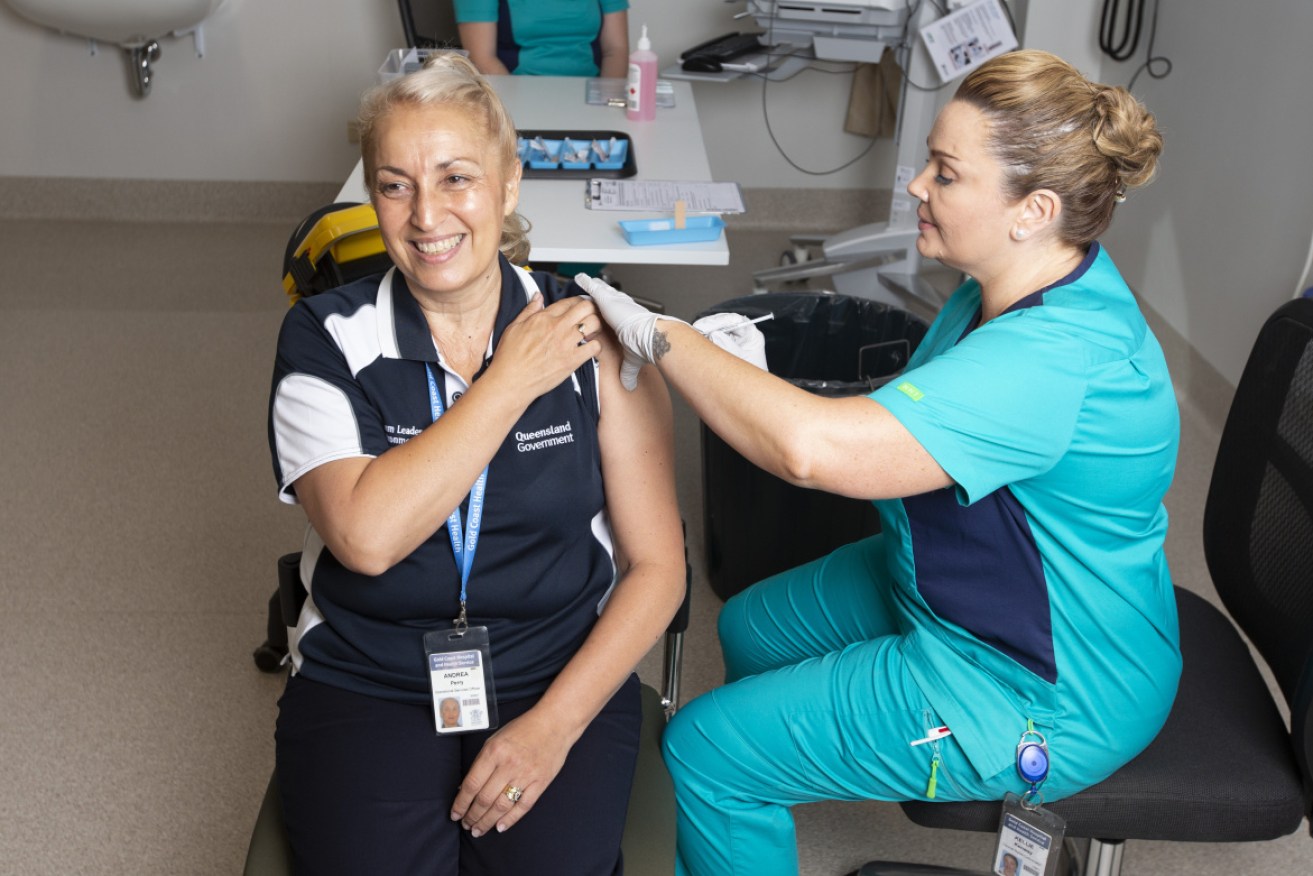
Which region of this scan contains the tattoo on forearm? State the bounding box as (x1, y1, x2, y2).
(652, 329, 671, 362)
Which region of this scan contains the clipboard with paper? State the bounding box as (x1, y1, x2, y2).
(585, 179, 746, 214)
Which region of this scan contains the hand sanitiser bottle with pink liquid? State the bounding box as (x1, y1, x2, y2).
(626, 24, 657, 122)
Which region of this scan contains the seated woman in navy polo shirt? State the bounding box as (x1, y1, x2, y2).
(455, 0, 630, 78)
(267, 51, 684, 876)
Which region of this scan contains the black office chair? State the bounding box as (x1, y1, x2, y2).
(860, 297, 1313, 876)
(397, 0, 461, 50)
(244, 543, 691, 876)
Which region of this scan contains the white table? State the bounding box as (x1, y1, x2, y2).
(336, 75, 729, 266)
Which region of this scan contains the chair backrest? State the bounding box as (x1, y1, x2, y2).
(397, 0, 461, 49)
(1203, 298, 1313, 707)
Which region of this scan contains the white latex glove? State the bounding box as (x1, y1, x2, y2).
(575, 273, 686, 390)
(692, 312, 769, 371)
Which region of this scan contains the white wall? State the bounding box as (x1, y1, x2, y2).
(1026, 1, 1313, 386)
(0, 0, 892, 189)
(0, 0, 400, 183)
(634, 0, 896, 191)
(5, 0, 1312, 385)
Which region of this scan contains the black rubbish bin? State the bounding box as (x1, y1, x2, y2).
(697, 292, 929, 602)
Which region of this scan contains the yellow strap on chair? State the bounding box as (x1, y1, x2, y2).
(282, 203, 387, 305)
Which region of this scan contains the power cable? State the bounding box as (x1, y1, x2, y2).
(1099, 0, 1147, 61)
(752, 0, 878, 175)
(1100, 0, 1172, 91)
(752, 0, 950, 173)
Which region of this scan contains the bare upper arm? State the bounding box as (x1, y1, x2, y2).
(816, 395, 954, 499)
(595, 355, 682, 572)
(597, 10, 630, 75)
(793, 394, 953, 500)
(290, 456, 374, 555)
(457, 21, 509, 74)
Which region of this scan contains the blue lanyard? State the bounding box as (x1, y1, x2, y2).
(426, 364, 489, 629)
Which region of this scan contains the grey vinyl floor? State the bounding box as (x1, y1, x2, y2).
(0, 215, 1306, 874)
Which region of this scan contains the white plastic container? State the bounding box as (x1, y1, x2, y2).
(378, 47, 468, 84)
(626, 24, 658, 122)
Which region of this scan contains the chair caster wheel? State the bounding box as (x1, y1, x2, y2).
(253, 642, 287, 673)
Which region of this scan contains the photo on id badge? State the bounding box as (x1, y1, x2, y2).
(994, 811, 1051, 876)
(429, 649, 490, 733)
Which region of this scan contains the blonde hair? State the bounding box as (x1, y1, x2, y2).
(954, 49, 1162, 247)
(356, 52, 530, 264)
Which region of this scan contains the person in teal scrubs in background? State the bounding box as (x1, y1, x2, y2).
(455, 1, 631, 282)
(579, 49, 1180, 875)
(456, 0, 630, 79)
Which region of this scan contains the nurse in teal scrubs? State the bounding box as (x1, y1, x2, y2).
(455, 0, 630, 79)
(580, 50, 1181, 876)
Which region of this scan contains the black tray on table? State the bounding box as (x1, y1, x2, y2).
(517, 129, 637, 180)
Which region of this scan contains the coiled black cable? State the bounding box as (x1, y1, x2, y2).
(1100, 0, 1147, 61)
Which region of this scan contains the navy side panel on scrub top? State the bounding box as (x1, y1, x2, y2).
(898, 267, 1082, 685)
(903, 485, 1055, 682)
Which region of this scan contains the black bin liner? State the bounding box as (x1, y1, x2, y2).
(696, 292, 928, 602)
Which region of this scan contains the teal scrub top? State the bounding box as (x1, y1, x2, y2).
(455, 0, 629, 77)
(870, 243, 1182, 781)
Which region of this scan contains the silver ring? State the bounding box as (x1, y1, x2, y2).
(576, 323, 588, 346)
(502, 784, 524, 804)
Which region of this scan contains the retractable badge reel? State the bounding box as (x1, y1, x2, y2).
(991, 722, 1066, 876)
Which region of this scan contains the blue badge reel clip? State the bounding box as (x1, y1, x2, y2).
(1016, 728, 1050, 797)
(991, 724, 1066, 876)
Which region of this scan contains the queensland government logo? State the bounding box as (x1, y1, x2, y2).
(515, 420, 574, 453)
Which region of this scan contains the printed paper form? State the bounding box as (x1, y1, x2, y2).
(586, 179, 746, 214)
(918, 0, 1018, 84)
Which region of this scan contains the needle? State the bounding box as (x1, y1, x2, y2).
(699, 313, 774, 336)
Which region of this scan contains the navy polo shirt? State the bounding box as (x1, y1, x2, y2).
(269, 257, 614, 705)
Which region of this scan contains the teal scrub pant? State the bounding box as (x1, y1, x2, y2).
(662, 535, 1019, 876)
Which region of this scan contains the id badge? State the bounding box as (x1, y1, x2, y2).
(992, 791, 1066, 876)
(423, 625, 499, 735)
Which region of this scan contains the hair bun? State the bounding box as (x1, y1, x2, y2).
(955, 49, 1163, 245)
(1090, 86, 1163, 190)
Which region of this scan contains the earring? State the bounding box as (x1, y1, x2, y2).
(1014, 229, 1027, 240)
